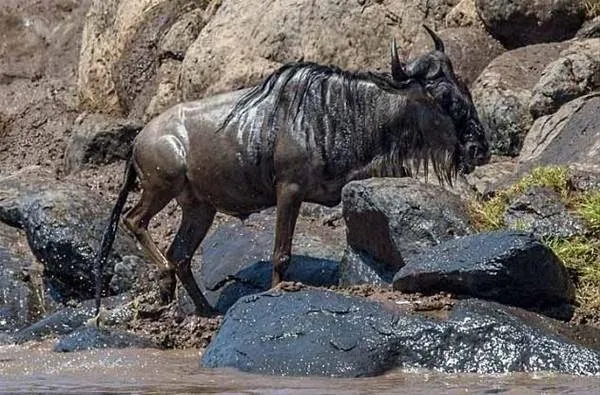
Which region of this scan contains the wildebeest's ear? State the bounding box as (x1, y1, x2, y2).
(390, 38, 408, 81)
(422, 24, 445, 53)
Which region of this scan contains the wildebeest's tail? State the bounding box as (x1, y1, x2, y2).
(94, 157, 137, 319)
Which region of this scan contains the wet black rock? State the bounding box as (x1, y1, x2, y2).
(340, 178, 472, 284)
(504, 186, 586, 238)
(393, 230, 576, 318)
(202, 289, 600, 376)
(0, 222, 51, 336)
(197, 212, 341, 314)
(54, 327, 159, 352)
(338, 247, 395, 287)
(0, 169, 145, 301)
(14, 295, 131, 344)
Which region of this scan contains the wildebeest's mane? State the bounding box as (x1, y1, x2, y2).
(218, 61, 459, 186)
(219, 61, 413, 130)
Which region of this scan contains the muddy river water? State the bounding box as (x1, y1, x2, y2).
(2, 343, 600, 394)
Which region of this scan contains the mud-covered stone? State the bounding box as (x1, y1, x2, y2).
(198, 211, 341, 314)
(54, 327, 159, 352)
(504, 186, 587, 238)
(202, 289, 600, 376)
(341, 178, 472, 278)
(0, 169, 144, 301)
(63, 113, 143, 174)
(393, 230, 576, 316)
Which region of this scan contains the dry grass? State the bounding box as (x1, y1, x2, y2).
(585, 0, 600, 19)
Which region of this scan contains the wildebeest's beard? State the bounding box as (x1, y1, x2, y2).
(391, 25, 491, 174)
(220, 62, 462, 186)
(423, 77, 490, 173)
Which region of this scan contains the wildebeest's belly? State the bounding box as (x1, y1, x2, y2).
(185, 145, 277, 218)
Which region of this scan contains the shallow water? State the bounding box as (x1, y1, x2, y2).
(1, 343, 600, 394)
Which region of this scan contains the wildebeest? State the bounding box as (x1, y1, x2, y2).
(93, 26, 490, 318)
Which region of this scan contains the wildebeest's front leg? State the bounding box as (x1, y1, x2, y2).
(272, 183, 303, 287)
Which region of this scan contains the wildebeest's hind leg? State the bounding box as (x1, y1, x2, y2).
(166, 191, 216, 316)
(272, 183, 303, 287)
(123, 187, 179, 304)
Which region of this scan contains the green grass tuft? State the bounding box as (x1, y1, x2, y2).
(469, 166, 571, 231)
(468, 165, 600, 311)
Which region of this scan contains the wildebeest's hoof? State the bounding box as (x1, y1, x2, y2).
(274, 281, 305, 292)
(158, 270, 176, 304)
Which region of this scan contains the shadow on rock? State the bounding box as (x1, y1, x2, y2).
(204, 256, 339, 314)
(197, 217, 342, 314)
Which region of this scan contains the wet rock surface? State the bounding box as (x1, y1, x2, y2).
(0, 222, 50, 336)
(54, 327, 159, 352)
(504, 186, 587, 238)
(0, 169, 145, 301)
(338, 247, 396, 287)
(63, 113, 143, 174)
(202, 288, 600, 376)
(475, 0, 585, 49)
(197, 210, 341, 314)
(393, 230, 576, 318)
(341, 178, 472, 277)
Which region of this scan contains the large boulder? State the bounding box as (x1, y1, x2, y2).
(472, 42, 570, 156)
(518, 93, 600, 174)
(77, 0, 208, 116)
(202, 288, 600, 376)
(475, 0, 585, 49)
(409, 26, 505, 87)
(197, 210, 343, 314)
(529, 39, 600, 118)
(0, 168, 144, 302)
(340, 178, 472, 286)
(180, 0, 456, 100)
(393, 230, 576, 318)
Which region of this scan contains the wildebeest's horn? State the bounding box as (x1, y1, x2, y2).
(422, 24, 444, 53)
(390, 38, 408, 81)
